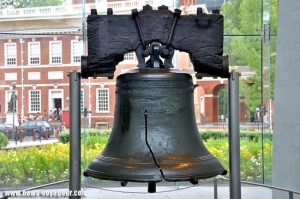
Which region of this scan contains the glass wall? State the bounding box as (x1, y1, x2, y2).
(0, 0, 277, 197)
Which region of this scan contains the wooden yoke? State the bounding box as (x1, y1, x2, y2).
(81, 5, 229, 79)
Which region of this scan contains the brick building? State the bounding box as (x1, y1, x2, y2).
(0, 0, 245, 128)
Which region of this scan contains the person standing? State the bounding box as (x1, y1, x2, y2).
(53, 110, 59, 121)
(18, 116, 22, 125)
(42, 110, 47, 121)
(28, 113, 34, 121)
(36, 113, 43, 120)
(48, 110, 53, 121)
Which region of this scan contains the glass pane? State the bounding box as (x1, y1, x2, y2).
(0, 0, 277, 197)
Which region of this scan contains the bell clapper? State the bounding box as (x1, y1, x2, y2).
(189, 178, 199, 185)
(121, 181, 128, 187)
(148, 182, 156, 193)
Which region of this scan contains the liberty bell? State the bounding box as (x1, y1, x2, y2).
(84, 43, 227, 193)
(82, 6, 229, 193)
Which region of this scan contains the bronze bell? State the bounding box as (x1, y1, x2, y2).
(84, 67, 227, 192)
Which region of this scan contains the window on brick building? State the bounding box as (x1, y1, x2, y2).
(29, 90, 41, 113)
(71, 40, 83, 63)
(124, 52, 135, 61)
(96, 88, 109, 113)
(5, 43, 17, 66)
(28, 42, 40, 65)
(50, 41, 62, 64)
(5, 90, 18, 113)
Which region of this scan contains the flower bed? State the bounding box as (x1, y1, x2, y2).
(0, 130, 272, 187)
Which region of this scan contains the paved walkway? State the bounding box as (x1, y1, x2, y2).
(83, 186, 272, 199)
(0, 186, 272, 199)
(4, 137, 59, 149)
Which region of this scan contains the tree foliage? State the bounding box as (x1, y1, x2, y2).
(0, 0, 63, 9)
(220, 0, 278, 115)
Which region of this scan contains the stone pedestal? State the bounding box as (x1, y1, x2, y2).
(5, 112, 19, 127)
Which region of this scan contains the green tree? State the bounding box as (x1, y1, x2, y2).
(22, 0, 63, 8)
(221, 0, 277, 116)
(0, 0, 22, 9)
(0, 0, 63, 9)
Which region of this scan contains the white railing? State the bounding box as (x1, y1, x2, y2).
(0, 0, 175, 20)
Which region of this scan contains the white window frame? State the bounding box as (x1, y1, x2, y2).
(28, 42, 40, 65)
(96, 88, 110, 113)
(49, 41, 62, 64)
(28, 90, 41, 113)
(4, 43, 17, 66)
(71, 40, 83, 63)
(5, 90, 18, 113)
(123, 52, 136, 62)
(48, 89, 64, 112)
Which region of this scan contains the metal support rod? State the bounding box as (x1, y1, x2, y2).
(214, 179, 218, 199)
(69, 71, 81, 199)
(228, 71, 241, 199)
(289, 192, 294, 199)
(38, 126, 41, 142)
(12, 89, 16, 145)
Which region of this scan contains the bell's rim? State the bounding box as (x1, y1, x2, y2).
(84, 167, 226, 183)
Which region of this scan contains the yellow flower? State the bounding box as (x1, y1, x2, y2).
(242, 151, 252, 157)
(264, 143, 271, 150)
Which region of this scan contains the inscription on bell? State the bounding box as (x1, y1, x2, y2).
(130, 98, 181, 120)
(117, 80, 193, 88)
(116, 88, 190, 95)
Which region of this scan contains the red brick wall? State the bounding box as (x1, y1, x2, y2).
(0, 35, 246, 127)
(0, 40, 5, 65)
